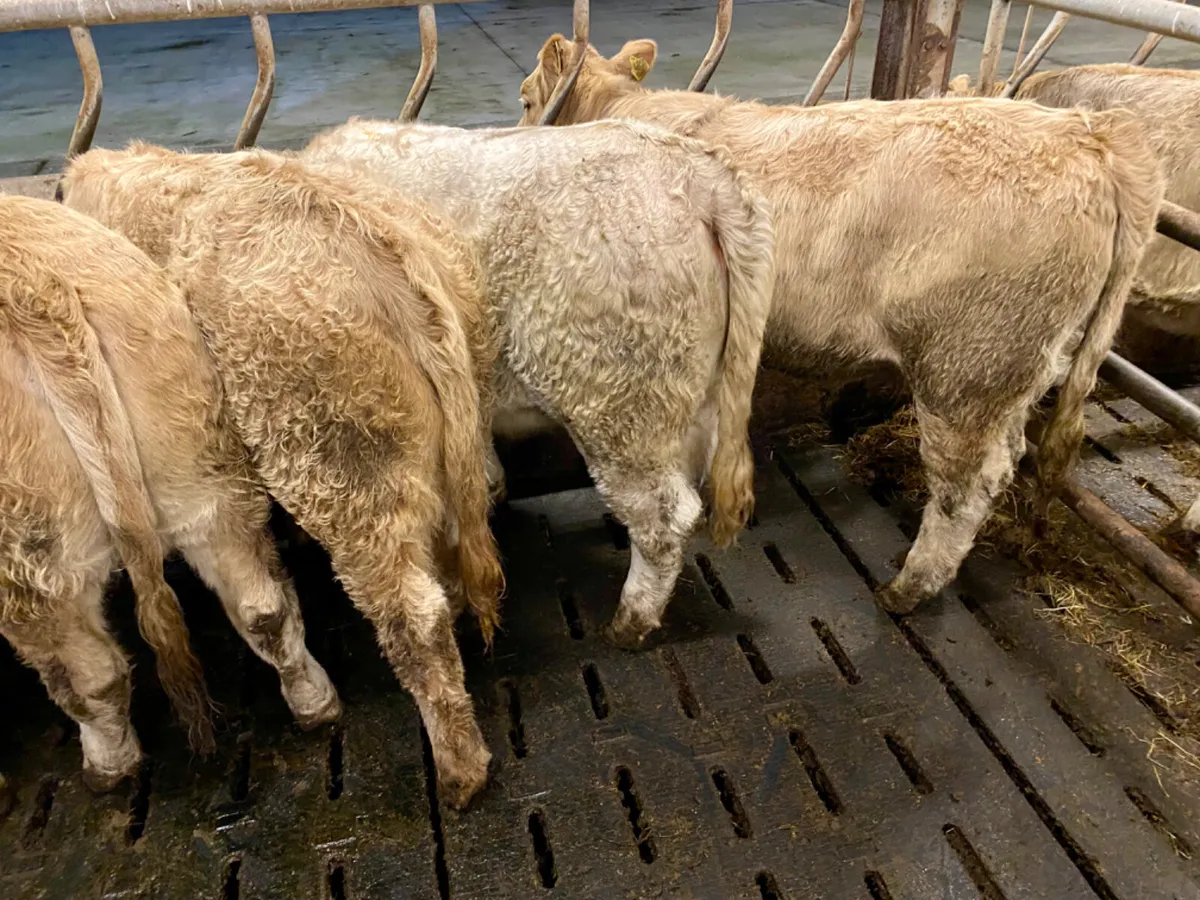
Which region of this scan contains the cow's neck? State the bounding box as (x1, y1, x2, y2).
(603, 89, 734, 138)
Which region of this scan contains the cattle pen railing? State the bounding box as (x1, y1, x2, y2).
(0, 0, 500, 154)
(4, 0, 1200, 624)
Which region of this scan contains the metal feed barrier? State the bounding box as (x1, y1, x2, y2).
(0, 0, 492, 156)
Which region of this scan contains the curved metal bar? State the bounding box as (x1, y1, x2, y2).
(843, 36, 857, 100)
(977, 0, 1013, 88)
(399, 4, 437, 121)
(688, 0, 733, 93)
(3, 1, 468, 32)
(1130, 0, 1188, 63)
(538, 0, 589, 126)
(804, 0, 865, 105)
(1011, 4, 1035, 76)
(234, 13, 275, 150)
(1001, 11, 1069, 97)
(67, 25, 102, 158)
(1101, 351, 1200, 445)
(1130, 30, 1166, 60)
(1029, 0, 1200, 42)
(1059, 472, 1200, 620)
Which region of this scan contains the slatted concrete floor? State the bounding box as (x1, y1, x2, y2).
(1, 444, 1199, 899)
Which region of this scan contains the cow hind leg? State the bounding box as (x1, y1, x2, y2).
(593, 464, 704, 649)
(330, 531, 489, 810)
(5, 585, 142, 792)
(877, 406, 1026, 614)
(181, 523, 341, 729)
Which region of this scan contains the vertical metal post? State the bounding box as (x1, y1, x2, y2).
(1001, 11, 1069, 96)
(1130, 0, 1188, 64)
(977, 0, 1013, 89)
(871, 0, 926, 99)
(538, 0, 590, 125)
(399, 4, 437, 120)
(234, 13, 275, 150)
(67, 25, 102, 157)
(804, 0, 865, 105)
(909, 0, 966, 96)
(1130, 30, 1166, 61)
(688, 0, 733, 93)
(1011, 4, 1035, 75)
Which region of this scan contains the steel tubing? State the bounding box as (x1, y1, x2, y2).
(399, 3, 437, 121)
(67, 25, 102, 157)
(538, 0, 589, 126)
(233, 14, 275, 150)
(2, 0, 464, 32)
(804, 0, 865, 105)
(689, 0, 733, 93)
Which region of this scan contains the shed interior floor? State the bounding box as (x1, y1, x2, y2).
(2, 440, 1200, 899)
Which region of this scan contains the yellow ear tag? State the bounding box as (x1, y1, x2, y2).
(629, 55, 650, 82)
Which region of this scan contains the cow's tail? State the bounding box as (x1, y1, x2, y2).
(1038, 109, 1164, 503)
(10, 272, 215, 754)
(704, 149, 777, 547)
(398, 243, 504, 645)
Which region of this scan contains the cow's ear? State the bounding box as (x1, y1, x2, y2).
(612, 39, 657, 82)
(538, 33, 571, 80)
(947, 74, 971, 95)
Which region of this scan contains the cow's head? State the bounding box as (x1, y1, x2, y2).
(946, 74, 973, 96)
(945, 74, 1008, 98)
(519, 34, 658, 126)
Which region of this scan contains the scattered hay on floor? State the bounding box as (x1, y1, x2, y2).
(837, 404, 1200, 780)
(1134, 728, 1200, 788)
(779, 420, 832, 448)
(836, 407, 926, 502)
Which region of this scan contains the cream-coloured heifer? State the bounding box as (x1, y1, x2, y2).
(59, 146, 502, 808)
(301, 119, 775, 648)
(519, 37, 1164, 614)
(949, 64, 1200, 534)
(1, 195, 339, 790)
(948, 65, 1200, 337)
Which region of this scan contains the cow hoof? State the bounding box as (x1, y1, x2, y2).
(0, 775, 14, 820)
(294, 693, 343, 731)
(82, 763, 137, 794)
(438, 752, 491, 811)
(602, 620, 649, 652)
(288, 664, 343, 731)
(875, 581, 922, 615)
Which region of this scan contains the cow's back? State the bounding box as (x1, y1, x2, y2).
(307, 121, 732, 300)
(1016, 65, 1200, 304)
(0, 197, 233, 548)
(681, 97, 1156, 368)
(304, 121, 739, 430)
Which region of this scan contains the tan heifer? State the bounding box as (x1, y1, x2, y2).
(519, 36, 1165, 615)
(949, 65, 1200, 534)
(302, 119, 775, 648)
(0, 195, 339, 790)
(948, 65, 1200, 336)
(59, 145, 502, 808)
